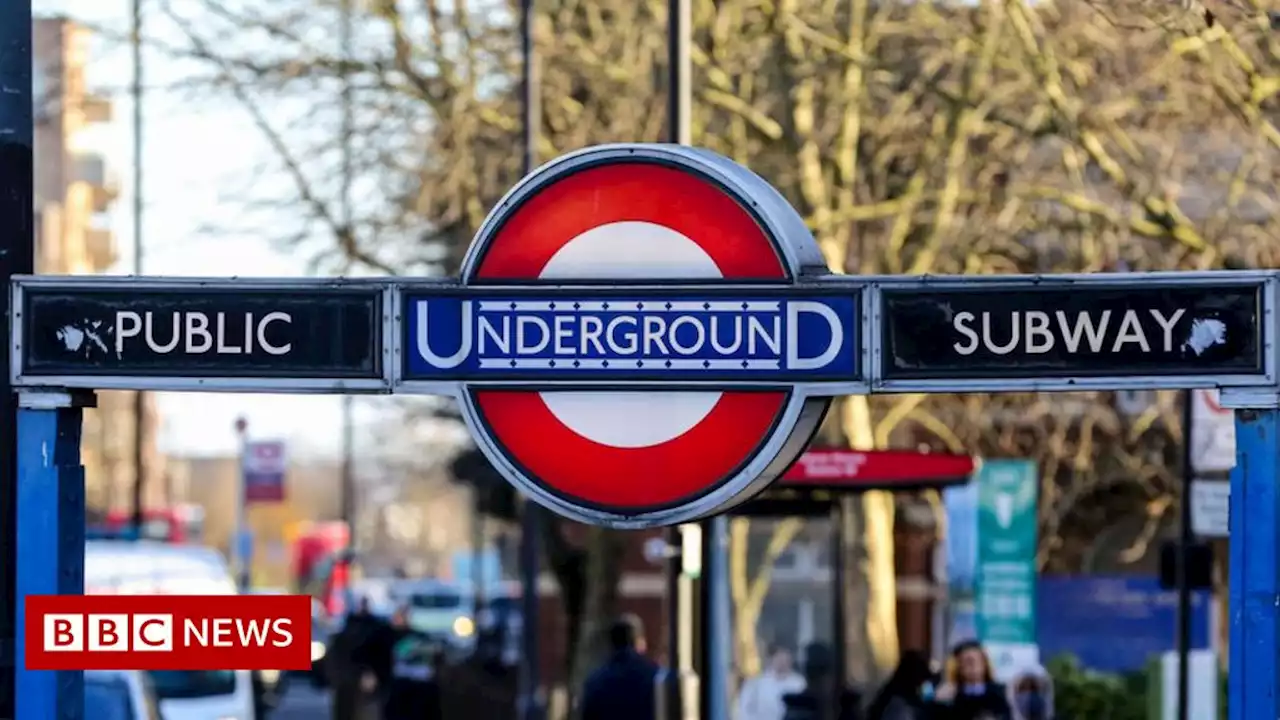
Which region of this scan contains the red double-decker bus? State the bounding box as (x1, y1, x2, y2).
(291, 521, 351, 618)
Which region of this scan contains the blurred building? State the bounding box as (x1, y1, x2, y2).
(166, 454, 342, 586)
(354, 460, 474, 577)
(33, 16, 164, 514)
(164, 452, 478, 587)
(531, 514, 939, 690)
(166, 449, 474, 586)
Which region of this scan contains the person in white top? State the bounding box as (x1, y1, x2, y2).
(735, 645, 807, 720)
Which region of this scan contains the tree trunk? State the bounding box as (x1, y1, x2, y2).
(566, 526, 626, 714)
(729, 517, 804, 677)
(839, 396, 899, 692)
(540, 514, 586, 692)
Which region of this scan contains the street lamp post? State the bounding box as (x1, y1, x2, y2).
(664, 1, 694, 717)
(517, 1, 545, 718)
(233, 416, 250, 591)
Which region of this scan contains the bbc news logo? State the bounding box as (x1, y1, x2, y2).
(45, 613, 295, 652)
(47, 613, 175, 651)
(25, 594, 311, 671)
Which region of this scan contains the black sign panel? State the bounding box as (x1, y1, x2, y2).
(882, 283, 1263, 379)
(19, 286, 382, 380)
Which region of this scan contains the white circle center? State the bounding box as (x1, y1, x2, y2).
(540, 392, 721, 448)
(539, 221, 721, 279)
(537, 220, 724, 448)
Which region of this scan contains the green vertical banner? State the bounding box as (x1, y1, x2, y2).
(975, 459, 1040, 679)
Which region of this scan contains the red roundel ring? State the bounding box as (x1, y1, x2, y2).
(455, 144, 831, 527)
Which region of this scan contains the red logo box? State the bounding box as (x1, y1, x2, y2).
(25, 594, 311, 671)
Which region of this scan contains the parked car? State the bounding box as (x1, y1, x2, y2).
(388, 578, 476, 660)
(84, 669, 164, 720)
(86, 540, 257, 720)
(248, 587, 292, 713)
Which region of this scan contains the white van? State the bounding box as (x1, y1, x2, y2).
(387, 578, 480, 657)
(85, 540, 257, 720)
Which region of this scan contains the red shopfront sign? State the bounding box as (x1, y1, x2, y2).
(779, 449, 975, 490)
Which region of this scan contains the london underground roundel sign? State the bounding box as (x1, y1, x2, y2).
(402, 144, 863, 528)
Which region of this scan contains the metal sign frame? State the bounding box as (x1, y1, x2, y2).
(390, 280, 873, 397)
(868, 270, 1277, 394)
(10, 275, 394, 394)
(8, 271, 1280, 396)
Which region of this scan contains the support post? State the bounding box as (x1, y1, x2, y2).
(665, 0, 693, 713)
(702, 516, 731, 720)
(15, 391, 91, 720)
(517, 501, 543, 720)
(832, 499, 848, 697)
(127, 0, 147, 536)
(1174, 391, 1193, 720)
(0, 1, 36, 714)
(232, 418, 250, 591)
(1228, 407, 1280, 720)
(516, 0, 544, 716)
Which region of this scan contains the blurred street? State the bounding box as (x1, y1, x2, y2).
(271, 681, 330, 720)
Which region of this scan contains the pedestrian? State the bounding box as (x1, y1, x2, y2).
(1005, 664, 1056, 720)
(928, 641, 1011, 720)
(579, 614, 660, 720)
(328, 596, 386, 720)
(779, 642, 849, 720)
(737, 645, 807, 720)
(379, 604, 443, 720)
(865, 650, 934, 720)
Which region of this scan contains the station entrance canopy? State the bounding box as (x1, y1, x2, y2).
(14, 272, 1267, 394)
(10, 270, 1272, 522)
(11, 262, 1275, 527)
(12, 143, 1277, 531)
(11, 143, 1280, 720)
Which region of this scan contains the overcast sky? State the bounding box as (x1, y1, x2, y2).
(38, 0, 380, 458)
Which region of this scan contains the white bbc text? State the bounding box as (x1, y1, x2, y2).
(43, 613, 174, 652)
(183, 618, 294, 648)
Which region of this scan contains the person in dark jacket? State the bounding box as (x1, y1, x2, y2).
(781, 642, 846, 720)
(328, 597, 387, 720)
(866, 650, 934, 720)
(378, 605, 443, 720)
(579, 614, 659, 720)
(928, 641, 1011, 720)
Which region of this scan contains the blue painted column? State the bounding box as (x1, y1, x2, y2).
(1228, 408, 1280, 720)
(15, 394, 86, 720)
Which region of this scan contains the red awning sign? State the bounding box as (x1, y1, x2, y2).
(780, 449, 975, 490)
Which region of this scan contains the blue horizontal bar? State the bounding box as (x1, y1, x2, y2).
(402, 292, 858, 383)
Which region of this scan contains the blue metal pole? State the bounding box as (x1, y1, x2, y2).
(1228, 408, 1280, 720)
(15, 400, 86, 720)
(1, 0, 37, 715)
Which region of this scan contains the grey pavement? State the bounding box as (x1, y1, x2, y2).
(269, 680, 331, 720)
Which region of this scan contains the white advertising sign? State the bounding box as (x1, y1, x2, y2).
(1190, 479, 1230, 538)
(1191, 389, 1236, 474)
